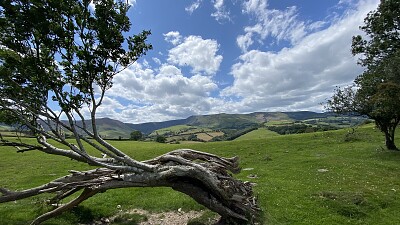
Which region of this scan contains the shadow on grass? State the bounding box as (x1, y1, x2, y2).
(374, 148, 400, 162)
(313, 191, 393, 219)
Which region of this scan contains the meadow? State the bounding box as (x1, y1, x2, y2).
(1, 124, 400, 224)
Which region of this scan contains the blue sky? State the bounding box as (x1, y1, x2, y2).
(91, 0, 380, 123)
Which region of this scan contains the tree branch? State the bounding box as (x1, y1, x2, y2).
(31, 188, 99, 225)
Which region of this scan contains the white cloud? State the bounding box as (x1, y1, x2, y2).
(89, 0, 381, 123)
(224, 0, 379, 112)
(167, 35, 223, 75)
(163, 31, 182, 46)
(211, 0, 231, 22)
(106, 63, 219, 123)
(185, 0, 231, 23)
(242, 0, 267, 15)
(152, 57, 162, 65)
(237, 32, 254, 52)
(238, 0, 321, 51)
(186, 0, 203, 14)
(127, 0, 136, 6)
(95, 96, 126, 119)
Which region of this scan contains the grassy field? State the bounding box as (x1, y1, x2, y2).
(235, 128, 280, 141)
(149, 125, 203, 136)
(1, 124, 400, 224)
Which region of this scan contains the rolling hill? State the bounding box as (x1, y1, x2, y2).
(127, 111, 366, 139)
(1, 111, 367, 139)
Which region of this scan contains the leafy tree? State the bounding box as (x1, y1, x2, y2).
(130, 130, 143, 141)
(155, 135, 166, 143)
(0, 1, 259, 224)
(327, 0, 400, 150)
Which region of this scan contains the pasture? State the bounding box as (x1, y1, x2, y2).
(1, 124, 400, 224)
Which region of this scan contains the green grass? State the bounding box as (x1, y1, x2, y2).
(235, 128, 280, 141)
(99, 130, 131, 139)
(150, 125, 202, 136)
(1, 125, 400, 224)
(264, 120, 295, 126)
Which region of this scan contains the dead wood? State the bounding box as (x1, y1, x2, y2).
(0, 147, 260, 225)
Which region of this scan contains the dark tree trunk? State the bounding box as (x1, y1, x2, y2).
(384, 130, 398, 150)
(375, 119, 399, 151)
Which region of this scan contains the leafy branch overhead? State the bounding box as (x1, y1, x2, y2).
(0, 0, 260, 224)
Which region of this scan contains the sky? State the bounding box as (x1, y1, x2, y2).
(91, 0, 380, 123)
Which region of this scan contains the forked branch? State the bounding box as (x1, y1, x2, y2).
(0, 147, 260, 224)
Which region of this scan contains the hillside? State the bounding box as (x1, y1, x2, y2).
(146, 112, 367, 142)
(127, 118, 189, 134)
(1, 111, 367, 139)
(1, 124, 400, 225)
(185, 113, 259, 129)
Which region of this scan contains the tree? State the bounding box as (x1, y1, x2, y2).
(155, 135, 167, 143)
(130, 130, 143, 141)
(0, 1, 259, 224)
(327, 0, 400, 150)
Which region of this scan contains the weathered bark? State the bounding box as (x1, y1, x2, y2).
(375, 119, 399, 151)
(384, 130, 398, 150)
(0, 149, 260, 225)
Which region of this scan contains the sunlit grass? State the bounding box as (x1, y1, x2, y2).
(1, 124, 400, 224)
(234, 128, 280, 141)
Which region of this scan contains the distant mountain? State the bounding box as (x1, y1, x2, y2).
(4, 111, 365, 139)
(126, 118, 189, 134)
(84, 112, 321, 138)
(35, 118, 135, 139)
(185, 113, 259, 130)
(125, 111, 359, 135)
(95, 118, 135, 139)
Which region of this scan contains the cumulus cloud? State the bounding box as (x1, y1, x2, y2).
(224, 0, 379, 112)
(98, 32, 224, 122)
(163, 31, 182, 46)
(90, 0, 380, 123)
(105, 63, 219, 123)
(167, 35, 223, 75)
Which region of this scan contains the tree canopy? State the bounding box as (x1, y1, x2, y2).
(130, 130, 143, 141)
(327, 0, 400, 150)
(0, 1, 259, 224)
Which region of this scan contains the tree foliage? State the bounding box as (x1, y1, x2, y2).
(155, 135, 166, 143)
(327, 0, 400, 150)
(130, 130, 143, 141)
(0, 0, 259, 224)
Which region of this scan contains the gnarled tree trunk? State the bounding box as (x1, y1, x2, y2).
(0, 143, 260, 225)
(376, 119, 399, 151)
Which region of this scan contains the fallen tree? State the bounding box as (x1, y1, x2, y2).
(0, 0, 260, 224)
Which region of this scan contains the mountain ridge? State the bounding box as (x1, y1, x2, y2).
(1, 111, 361, 139)
(101, 111, 347, 138)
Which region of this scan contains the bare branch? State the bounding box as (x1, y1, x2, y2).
(31, 188, 99, 225)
